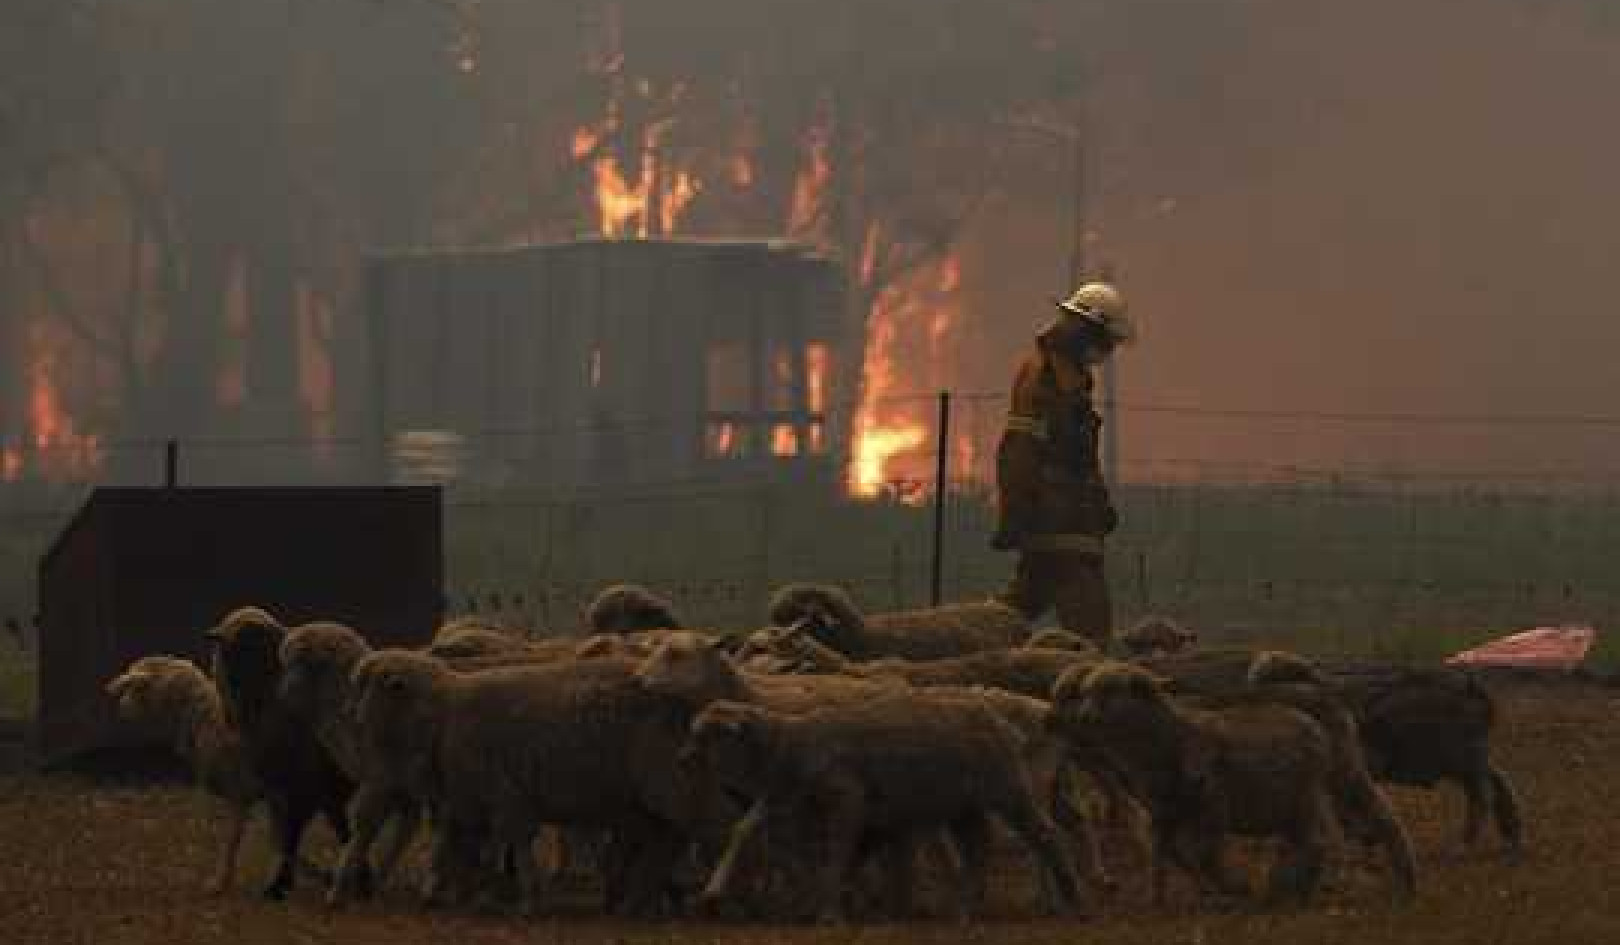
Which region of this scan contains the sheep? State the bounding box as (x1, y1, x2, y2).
(1250, 651, 1523, 861)
(204, 606, 355, 900)
(585, 583, 686, 635)
(348, 649, 732, 917)
(1185, 652, 1420, 902)
(1147, 647, 1524, 861)
(277, 621, 423, 905)
(105, 656, 261, 894)
(766, 583, 1028, 660)
(1048, 662, 1340, 908)
(644, 630, 1133, 905)
(1023, 628, 1102, 655)
(1119, 615, 1200, 658)
(681, 694, 1084, 924)
(735, 620, 1097, 700)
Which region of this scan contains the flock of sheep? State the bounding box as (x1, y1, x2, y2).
(103, 583, 1524, 923)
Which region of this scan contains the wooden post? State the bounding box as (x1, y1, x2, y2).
(930, 391, 952, 606)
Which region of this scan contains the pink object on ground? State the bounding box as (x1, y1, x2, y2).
(1446, 624, 1597, 671)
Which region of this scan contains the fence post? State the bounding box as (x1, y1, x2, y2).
(164, 440, 179, 488)
(930, 390, 952, 606)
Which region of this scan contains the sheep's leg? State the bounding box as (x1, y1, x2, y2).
(1052, 762, 1114, 894)
(618, 826, 685, 919)
(501, 820, 543, 917)
(330, 785, 391, 906)
(700, 799, 769, 909)
(947, 813, 992, 923)
(262, 797, 311, 901)
(206, 801, 252, 895)
(1488, 763, 1525, 861)
(1344, 780, 1418, 902)
(999, 794, 1084, 918)
(813, 788, 866, 925)
(374, 797, 422, 888)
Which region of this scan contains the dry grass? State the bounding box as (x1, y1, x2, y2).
(1, 679, 1617, 945)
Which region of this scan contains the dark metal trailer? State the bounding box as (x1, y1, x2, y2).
(36, 486, 442, 765)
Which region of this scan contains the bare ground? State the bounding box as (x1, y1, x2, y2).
(1, 678, 1617, 945)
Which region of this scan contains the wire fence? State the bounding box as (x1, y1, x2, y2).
(3, 391, 1620, 666)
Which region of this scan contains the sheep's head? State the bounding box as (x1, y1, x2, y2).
(765, 584, 864, 655)
(105, 656, 214, 737)
(1120, 616, 1199, 658)
(279, 622, 370, 718)
(351, 650, 448, 758)
(203, 606, 287, 726)
(585, 584, 684, 635)
(680, 700, 774, 791)
(1246, 650, 1328, 687)
(1049, 661, 1174, 737)
(636, 631, 734, 700)
(426, 617, 519, 659)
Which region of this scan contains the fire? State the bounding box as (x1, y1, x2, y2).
(1, 445, 21, 482)
(22, 321, 102, 481)
(847, 250, 965, 499)
(708, 421, 739, 457)
(730, 152, 755, 188)
(770, 424, 799, 456)
(660, 169, 702, 236)
(805, 342, 829, 413)
(787, 97, 835, 251)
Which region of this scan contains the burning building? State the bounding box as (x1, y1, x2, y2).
(366, 237, 850, 493)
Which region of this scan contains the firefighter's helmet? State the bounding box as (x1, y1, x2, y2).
(1057, 281, 1135, 344)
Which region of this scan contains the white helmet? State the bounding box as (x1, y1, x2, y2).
(1057, 281, 1135, 344)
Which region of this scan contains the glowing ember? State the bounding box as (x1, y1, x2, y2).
(1, 445, 21, 482)
(708, 421, 740, 457)
(660, 169, 702, 236)
(770, 424, 800, 456)
(805, 342, 830, 413)
(572, 126, 603, 160)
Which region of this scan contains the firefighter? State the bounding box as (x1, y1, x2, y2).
(991, 280, 1134, 648)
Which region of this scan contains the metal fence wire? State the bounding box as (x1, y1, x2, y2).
(3, 392, 1620, 660)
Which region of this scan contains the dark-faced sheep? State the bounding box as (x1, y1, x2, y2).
(766, 583, 1028, 660)
(278, 621, 423, 905)
(105, 656, 260, 894)
(585, 584, 686, 635)
(1049, 662, 1339, 908)
(349, 649, 729, 916)
(204, 606, 355, 900)
(683, 694, 1083, 924)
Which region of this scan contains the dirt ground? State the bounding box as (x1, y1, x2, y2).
(1, 678, 1617, 945)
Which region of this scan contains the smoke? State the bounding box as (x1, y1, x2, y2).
(972, 0, 1620, 476)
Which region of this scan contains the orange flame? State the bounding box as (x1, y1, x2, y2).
(24, 321, 102, 481)
(805, 342, 830, 413)
(1, 446, 21, 482)
(708, 421, 739, 457)
(788, 98, 835, 251)
(848, 249, 964, 499)
(660, 169, 702, 236)
(770, 424, 799, 456)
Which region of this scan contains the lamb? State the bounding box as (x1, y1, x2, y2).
(204, 606, 355, 900)
(681, 694, 1083, 923)
(105, 656, 261, 894)
(277, 621, 422, 905)
(585, 583, 686, 635)
(348, 649, 730, 916)
(1049, 662, 1340, 908)
(765, 583, 1028, 660)
(1187, 652, 1420, 901)
(1248, 650, 1523, 861)
(1145, 647, 1524, 860)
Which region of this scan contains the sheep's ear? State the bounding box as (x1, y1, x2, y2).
(105, 674, 134, 697)
(783, 618, 814, 641)
(202, 626, 226, 642)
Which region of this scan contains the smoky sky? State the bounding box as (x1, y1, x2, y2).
(964, 0, 1620, 476)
